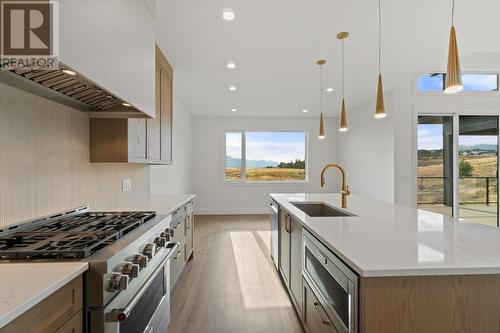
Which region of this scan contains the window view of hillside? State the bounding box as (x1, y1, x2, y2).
(225, 131, 306, 182)
(417, 115, 499, 226)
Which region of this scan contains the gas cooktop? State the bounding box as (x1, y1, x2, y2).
(0, 211, 156, 261)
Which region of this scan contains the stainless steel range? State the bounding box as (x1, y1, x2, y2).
(0, 206, 179, 333)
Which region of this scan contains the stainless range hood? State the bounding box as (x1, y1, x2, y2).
(0, 63, 148, 118)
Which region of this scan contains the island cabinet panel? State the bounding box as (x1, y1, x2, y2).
(303, 278, 339, 333)
(0, 276, 83, 333)
(289, 215, 303, 316)
(359, 274, 500, 333)
(279, 209, 291, 287)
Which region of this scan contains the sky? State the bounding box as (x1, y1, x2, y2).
(416, 74, 498, 92)
(418, 124, 497, 150)
(226, 132, 306, 162)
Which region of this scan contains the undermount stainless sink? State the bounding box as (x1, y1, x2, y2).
(291, 202, 355, 217)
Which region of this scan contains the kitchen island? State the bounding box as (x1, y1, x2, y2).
(271, 193, 500, 333)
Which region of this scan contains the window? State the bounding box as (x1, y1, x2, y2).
(417, 115, 499, 227)
(416, 73, 499, 92)
(225, 131, 307, 182)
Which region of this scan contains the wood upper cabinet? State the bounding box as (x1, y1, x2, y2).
(156, 46, 173, 163)
(90, 46, 173, 164)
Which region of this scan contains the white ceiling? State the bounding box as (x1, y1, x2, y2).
(156, 0, 500, 117)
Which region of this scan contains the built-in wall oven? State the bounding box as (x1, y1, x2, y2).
(303, 230, 358, 333)
(270, 200, 279, 270)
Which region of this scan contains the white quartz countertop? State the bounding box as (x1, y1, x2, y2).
(271, 193, 500, 277)
(0, 262, 88, 328)
(104, 194, 195, 215)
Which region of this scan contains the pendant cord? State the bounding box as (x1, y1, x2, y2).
(320, 64, 323, 113)
(378, 0, 381, 74)
(451, 0, 455, 26)
(342, 39, 345, 99)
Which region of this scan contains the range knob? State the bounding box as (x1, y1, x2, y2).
(121, 262, 139, 278)
(132, 254, 148, 268)
(160, 230, 171, 241)
(108, 274, 128, 292)
(143, 243, 156, 259)
(155, 236, 167, 247)
(165, 227, 174, 238)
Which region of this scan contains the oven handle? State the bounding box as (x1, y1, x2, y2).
(105, 242, 180, 322)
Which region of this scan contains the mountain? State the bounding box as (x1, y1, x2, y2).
(459, 144, 497, 152)
(225, 156, 279, 168)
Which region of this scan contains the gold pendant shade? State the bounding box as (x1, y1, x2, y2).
(375, 74, 386, 119)
(339, 99, 348, 132)
(444, 26, 463, 94)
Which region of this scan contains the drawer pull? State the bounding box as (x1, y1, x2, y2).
(316, 251, 328, 265)
(313, 302, 332, 325)
(173, 250, 181, 260)
(284, 213, 291, 233)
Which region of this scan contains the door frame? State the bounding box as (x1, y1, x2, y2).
(415, 111, 500, 226)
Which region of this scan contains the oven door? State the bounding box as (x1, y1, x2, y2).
(104, 243, 178, 333)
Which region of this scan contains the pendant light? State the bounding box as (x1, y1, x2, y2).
(337, 32, 349, 132)
(374, 0, 386, 119)
(444, 0, 463, 94)
(317, 59, 326, 139)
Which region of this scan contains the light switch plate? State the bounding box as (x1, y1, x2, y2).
(122, 178, 132, 192)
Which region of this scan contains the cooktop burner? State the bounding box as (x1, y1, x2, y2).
(0, 211, 156, 261)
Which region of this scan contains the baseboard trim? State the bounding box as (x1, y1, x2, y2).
(195, 208, 269, 215)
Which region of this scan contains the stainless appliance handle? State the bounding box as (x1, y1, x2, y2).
(105, 242, 179, 322)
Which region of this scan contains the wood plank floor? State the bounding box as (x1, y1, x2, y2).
(168, 214, 304, 333)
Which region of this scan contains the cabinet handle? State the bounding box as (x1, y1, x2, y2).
(186, 216, 190, 230)
(313, 302, 332, 326)
(284, 213, 291, 233)
(174, 250, 181, 260)
(316, 251, 328, 265)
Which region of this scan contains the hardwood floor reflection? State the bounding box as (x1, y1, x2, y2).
(168, 214, 303, 333)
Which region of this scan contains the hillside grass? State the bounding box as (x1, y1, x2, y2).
(418, 155, 498, 205)
(225, 167, 305, 181)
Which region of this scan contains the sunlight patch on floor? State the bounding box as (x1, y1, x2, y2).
(229, 230, 292, 309)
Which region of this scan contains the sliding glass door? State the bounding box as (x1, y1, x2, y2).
(458, 116, 498, 226)
(417, 115, 499, 227)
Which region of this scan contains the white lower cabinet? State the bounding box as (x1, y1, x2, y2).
(169, 200, 195, 290)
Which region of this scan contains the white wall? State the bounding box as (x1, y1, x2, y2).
(338, 92, 395, 203)
(192, 116, 340, 214)
(150, 96, 192, 194)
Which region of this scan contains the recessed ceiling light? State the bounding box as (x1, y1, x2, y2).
(302, 109, 308, 113)
(122, 102, 131, 107)
(231, 108, 237, 112)
(226, 62, 236, 69)
(62, 69, 76, 76)
(222, 8, 235, 21)
(229, 86, 237, 91)
(326, 87, 334, 92)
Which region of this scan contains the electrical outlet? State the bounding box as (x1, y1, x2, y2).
(122, 179, 132, 192)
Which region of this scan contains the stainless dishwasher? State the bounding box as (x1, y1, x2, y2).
(270, 200, 279, 270)
(303, 230, 358, 333)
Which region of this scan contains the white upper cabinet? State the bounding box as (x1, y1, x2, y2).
(59, 0, 155, 117)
